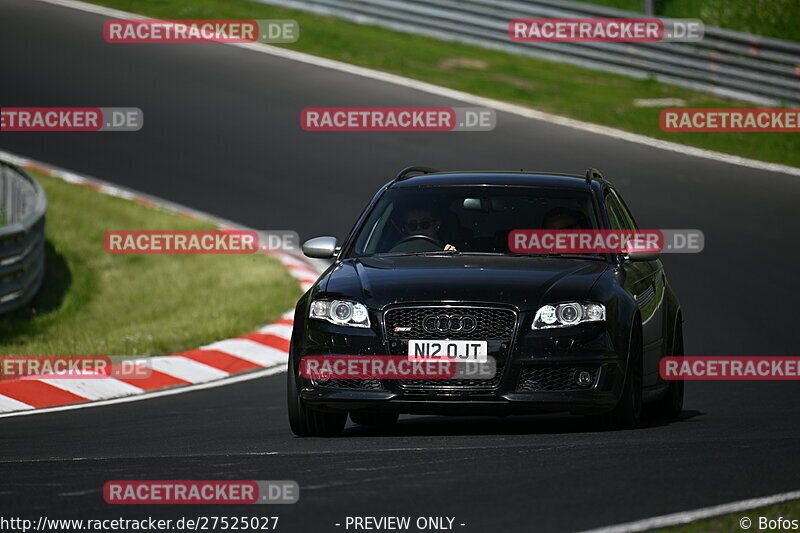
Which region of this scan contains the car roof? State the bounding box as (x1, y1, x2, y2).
(388, 171, 610, 190)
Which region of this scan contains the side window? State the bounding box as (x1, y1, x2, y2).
(610, 190, 638, 230)
(604, 193, 628, 230)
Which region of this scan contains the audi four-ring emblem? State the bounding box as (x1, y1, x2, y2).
(421, 314, 477, 333)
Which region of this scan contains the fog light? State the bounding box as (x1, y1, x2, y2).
(576, 370, 593, 387)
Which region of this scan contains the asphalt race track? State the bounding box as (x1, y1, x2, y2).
(1, 1, 799, 531)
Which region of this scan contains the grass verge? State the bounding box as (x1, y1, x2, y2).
(85, 0, 799, 168)
(655, 498, 800, 532)
(0, 170, 301, 356)
(578, 0, 800, 41)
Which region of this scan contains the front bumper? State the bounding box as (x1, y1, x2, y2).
(294, 304, 627, 416)
(299, 358, 625, 416)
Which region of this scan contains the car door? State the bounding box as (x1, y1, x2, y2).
(605, 189, 664, 385)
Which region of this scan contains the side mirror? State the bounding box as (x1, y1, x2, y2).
(628, 251, 660, 262)
(302, 236, 339, 259)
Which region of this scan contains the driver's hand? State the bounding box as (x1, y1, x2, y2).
(444, 244, 457, 251)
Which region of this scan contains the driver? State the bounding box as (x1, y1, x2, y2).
(402, 208, 457, 251)
(542, 207, 589, 230)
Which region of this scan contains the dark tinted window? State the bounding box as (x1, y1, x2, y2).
(605, 192, 632, 231)
(349, 186, 599, 256)
(609, 189, 638, 230)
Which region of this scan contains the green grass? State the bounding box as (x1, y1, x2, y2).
(573, 0, 800, 41)
(655, 498, 800, 532)
(0, 171, 301, 356)
(572, 0, 644, 9)
(86, 0, 798, 168)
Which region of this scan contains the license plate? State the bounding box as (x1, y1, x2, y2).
(407, 340, 488, 363)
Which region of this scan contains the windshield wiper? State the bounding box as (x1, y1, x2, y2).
(421, 249, 463, 255)
(371, 251, 461, 257)
(370, 251, 604, 260)
(504, 253, 606, 261)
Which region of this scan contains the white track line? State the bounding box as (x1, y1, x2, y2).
(0, 395, 35, 413)
(582, 489, 800, 532)
(201, 339, 288, 366)
(31, 0, 800, 178)
(0, 365, 288, 420)
(147, 356, 230, 383)
(256, 324, 294, 338)
(39, 378, 143, 400)
(278, 255, 316, 269)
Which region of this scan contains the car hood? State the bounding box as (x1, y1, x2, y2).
(320, 255, 609, 311)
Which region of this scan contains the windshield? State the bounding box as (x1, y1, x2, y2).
(348, 186, 601, 257)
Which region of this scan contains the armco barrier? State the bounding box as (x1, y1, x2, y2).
(256, 0, 800, 106)
(0, 161, 47, 314)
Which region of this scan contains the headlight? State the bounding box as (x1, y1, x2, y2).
(309, 299, 371, 328)
(532, 302, 605, 330)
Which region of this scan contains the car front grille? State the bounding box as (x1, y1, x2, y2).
(516, 366, 599, 392)
(312, 378, 385, 391)
(398, 374, 503, 389)
(385, 306, 515, 340)
(384, 305, 517, 390)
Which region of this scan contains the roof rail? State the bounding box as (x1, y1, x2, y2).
(394, 166, 439, 182)
(584, 168, 603, 184)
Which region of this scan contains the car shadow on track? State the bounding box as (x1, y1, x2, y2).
(341, 410, 704, 438)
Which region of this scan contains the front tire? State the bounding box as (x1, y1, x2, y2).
(287, 366, 347, 437)
(588, 323, 643, 430)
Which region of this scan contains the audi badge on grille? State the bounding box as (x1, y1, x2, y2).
(421, 314, 477, 334)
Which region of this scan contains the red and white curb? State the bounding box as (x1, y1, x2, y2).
(0, 150, 327, 416)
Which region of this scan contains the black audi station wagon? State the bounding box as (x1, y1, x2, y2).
(288, 167, 684, 437)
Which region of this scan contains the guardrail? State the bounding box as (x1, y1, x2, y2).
(0, 162, 47, 315)
(256, 0, 800, 106)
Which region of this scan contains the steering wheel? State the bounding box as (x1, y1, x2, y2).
(389, 234, 443, 253)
